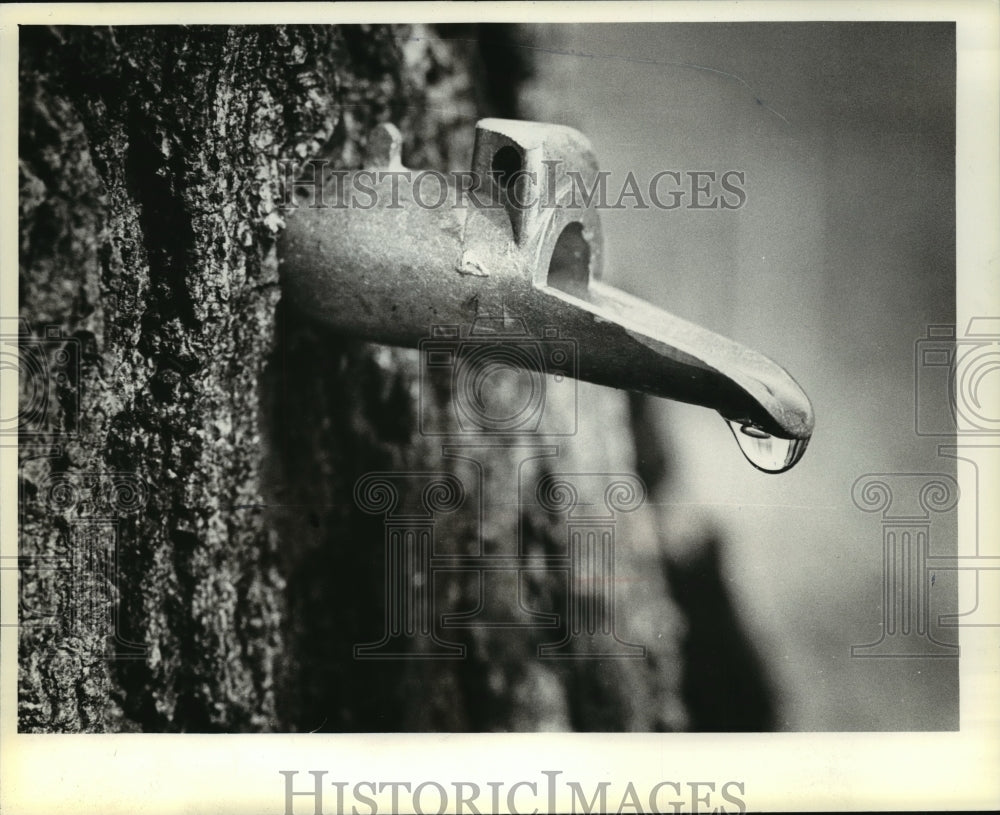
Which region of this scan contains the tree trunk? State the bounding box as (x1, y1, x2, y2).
(18, 23, 703, 734)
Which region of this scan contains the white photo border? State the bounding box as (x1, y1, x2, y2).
(1, 2, 997, 813)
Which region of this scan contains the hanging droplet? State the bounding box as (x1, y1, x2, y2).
(723, 417, 810, 474)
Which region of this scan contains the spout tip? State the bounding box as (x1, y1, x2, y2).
(719, 370, 814, 443)
(767, 375, 815, 441)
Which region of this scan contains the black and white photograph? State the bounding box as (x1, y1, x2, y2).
(2, 3, 998, 813)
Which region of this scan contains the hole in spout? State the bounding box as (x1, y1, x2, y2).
(491, 145, 522, 192)
(547, 222, 591, 297)
(492, 145, 528, 239)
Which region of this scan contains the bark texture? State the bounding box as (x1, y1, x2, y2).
(17, 23, 700, 733)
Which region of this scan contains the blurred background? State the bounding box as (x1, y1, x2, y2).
(516, 22, 958, 730)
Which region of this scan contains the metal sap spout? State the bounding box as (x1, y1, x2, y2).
(279, 119, 814, 469)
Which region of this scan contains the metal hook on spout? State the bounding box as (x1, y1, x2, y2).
(279, 119, 814, 473)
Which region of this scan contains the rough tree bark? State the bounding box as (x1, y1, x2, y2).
(16, 23, 726, 734)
